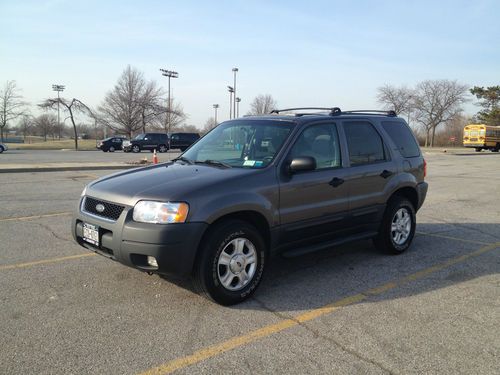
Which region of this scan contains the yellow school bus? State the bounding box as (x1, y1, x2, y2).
(463, 124, 500, 152)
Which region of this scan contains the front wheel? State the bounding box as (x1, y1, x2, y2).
(132, 145, 140, 153)
(193, 220, 266, 305)
(374, 197, 416, 254)
(475, 148, 482, 152)
(158, 144, 167, 153)
(109, 146, 115, 152)
(0, 146, 4, 153)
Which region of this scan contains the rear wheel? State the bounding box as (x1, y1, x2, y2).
(492, 143, 500, 152)
(0, 146, 4, 153)
(193, 220, 266, 305)
(109, 146, 115, 152)
(132, 145, 140, 153)
(374, 197, 416, 254)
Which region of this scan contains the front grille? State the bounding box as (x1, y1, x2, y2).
(83, 196, 125, 221)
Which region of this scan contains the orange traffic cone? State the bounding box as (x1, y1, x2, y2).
(153, 149, 158, 164)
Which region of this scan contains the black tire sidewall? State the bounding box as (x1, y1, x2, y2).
(379, 198, 416, 254)
(198, 221, 266, 305)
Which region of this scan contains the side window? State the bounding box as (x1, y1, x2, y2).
(289, 123, 341, 170)
(344, 121, 386, 166)
(381, 121, 420, 158)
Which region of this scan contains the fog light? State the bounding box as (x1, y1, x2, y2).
(147, 256, 158, 267)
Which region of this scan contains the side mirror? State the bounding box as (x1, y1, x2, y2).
(289, 156, 316, 173)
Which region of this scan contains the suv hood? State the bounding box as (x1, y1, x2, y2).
(86, 162, 258, 206)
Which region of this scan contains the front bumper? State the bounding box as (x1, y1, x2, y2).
(416, 182, 428, 211)
(72, 197, 208, 276)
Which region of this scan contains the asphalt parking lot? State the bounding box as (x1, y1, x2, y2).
(1, 150, 499, 374)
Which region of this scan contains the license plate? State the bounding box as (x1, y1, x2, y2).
(83, 223, 99, 246)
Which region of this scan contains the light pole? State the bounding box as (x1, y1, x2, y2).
(159, 69, 179, 133)
(213, 104, 219, 127)
(52, 84, 65, 139)
(232, 67, 238, 119)
(235, 97, 241, 118)
(227, 86, 234, 119)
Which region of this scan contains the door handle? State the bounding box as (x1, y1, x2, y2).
(380, 170, 394, 179)
(329, 177, 344, 187)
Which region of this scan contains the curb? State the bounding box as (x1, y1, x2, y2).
(0, 165, 140, 173)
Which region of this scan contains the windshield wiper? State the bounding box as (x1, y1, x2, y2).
(172, 156, 194, 165)
(195, 159, 232, 168)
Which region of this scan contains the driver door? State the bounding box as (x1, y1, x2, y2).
(278, 122, 350, 245)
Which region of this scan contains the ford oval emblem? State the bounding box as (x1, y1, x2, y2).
(95, 204, 105, 213)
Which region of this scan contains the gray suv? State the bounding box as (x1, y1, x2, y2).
(72, 108, 428, 305)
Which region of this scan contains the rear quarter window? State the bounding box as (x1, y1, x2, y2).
(381, 121, 420, 158)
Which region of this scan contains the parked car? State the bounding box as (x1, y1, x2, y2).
(97, 137, 126, 152)
(73, 108, 428, 305)
(169, 132, 200, 151)
(123, 133, 169, 153)
(0, 143, 7, 153)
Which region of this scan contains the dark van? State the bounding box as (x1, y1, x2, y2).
(169, 132, 200, 151)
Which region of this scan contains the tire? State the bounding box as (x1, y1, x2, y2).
(492, 144, 500, 152)
(102, 149, 108, 152)
(132, 145, 140, 153)
(193, 220, 267, 305)
(109, 146, 115, 152)
(0, 146, 4, 153)
(475, 148, 482, 152)
(158, 144, 167, 153)
(373, 197, 416, 255)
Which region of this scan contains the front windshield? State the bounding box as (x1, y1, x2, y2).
(133, 134, 145, 140)
(183, 120, 294, 168)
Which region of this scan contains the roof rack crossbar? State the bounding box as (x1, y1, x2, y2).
(341, 110, 397, 117)
(270, 107, 341, 115)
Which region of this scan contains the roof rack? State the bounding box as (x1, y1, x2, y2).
(270, 107, 342, 116)
(340, 110, 397, 117)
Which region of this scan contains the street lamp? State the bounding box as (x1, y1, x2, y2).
(232, 68, 238, 119)
(52, 84, 65, 139)
(213, 104, 219, 126)
(159, 69, 179, 133)
(227, 86, 234, 119)
(235, 97, 241, 118)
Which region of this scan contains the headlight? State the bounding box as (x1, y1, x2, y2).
(133, 201, 189, 224)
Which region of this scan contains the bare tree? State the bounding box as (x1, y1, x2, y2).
(248, 94, 277, 115)
(98, 65, 147, 138)
(138, 80, 165, 133)
(39, 98, 93, 150)
(413, 80, 469, 147)
(149, 99, 187, 133)
(34, 114, 56, 141)
(17, 115, 34, 141)
(0, 80, 28, 142)
(376, 84, 415, 123)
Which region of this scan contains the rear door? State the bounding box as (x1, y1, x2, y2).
(341, 120, 397, 226)
(278, 122, 350, 245)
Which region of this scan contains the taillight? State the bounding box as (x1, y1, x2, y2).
(423, 159, 427, 178)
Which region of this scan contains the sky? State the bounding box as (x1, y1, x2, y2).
(1, 0, 499, 128)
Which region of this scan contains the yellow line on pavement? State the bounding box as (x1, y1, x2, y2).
(416, 231, 491, 245)
(0, 253, 96, 271)
(0, 212, 71, 222)
(139, 241, 500, 375)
